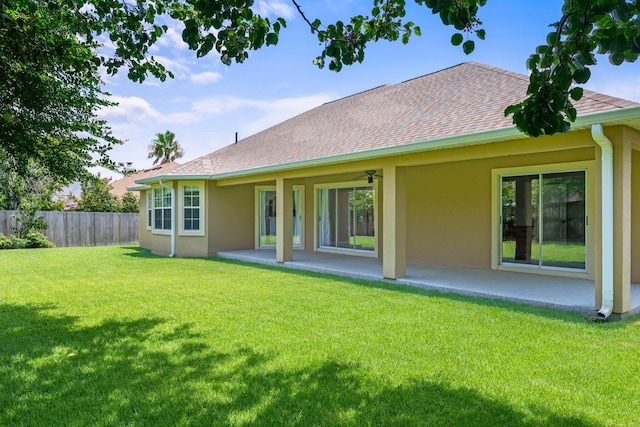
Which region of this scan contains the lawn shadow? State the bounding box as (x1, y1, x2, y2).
(0, 302, 598, 426)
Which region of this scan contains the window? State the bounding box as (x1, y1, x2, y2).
(154, 187, 172, 231)
(183, 185, 200, 231)
(178, 181, 205, 236)
(500, 170, 586, 271)
(146, 192, 152, 230)
(256, 186, 304, 248)
(317, 183, 376, 253)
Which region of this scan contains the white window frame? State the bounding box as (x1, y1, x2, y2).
(491, 161, 594, 278)
(313, 180, 378, 258)
(152, 185, 173, 235)
(254, 185, 305, 249)
(146, 191, 152, 230)
(178, 180, 205, 237)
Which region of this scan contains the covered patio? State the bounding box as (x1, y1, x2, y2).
(218, 250, 640, 319)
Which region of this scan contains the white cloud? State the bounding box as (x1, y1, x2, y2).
(99, 92, 335, 168)
(152, 55, 192, 79)
(100, 96, 161, 122)
(154, 25, 188, 52)
(253, 0, 295, 18)
(190, 71, 223, 85)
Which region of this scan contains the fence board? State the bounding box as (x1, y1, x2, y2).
(0, 211, 139, 247)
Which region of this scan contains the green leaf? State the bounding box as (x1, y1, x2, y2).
(526, 54, 540, 70)
(566, 106, 577, 122)
(266, 32, 278, 46)
(555, 72, 572, 90)
(462, 40, 475, 54)
(476, 29, 486, 40)
(569, 87, 584, 101)
(414, 26, 421, 36)
(572, 68, 591, 84)
(609, 51, 625, 65)
(451, 33, 463, 46)
(546, 31, 559, 46)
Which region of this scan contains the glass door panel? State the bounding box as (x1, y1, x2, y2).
(318, 185, 375, 252)
(501, 175, 539, 266)
(258, 189, 303, 247)
(501, 171, 585, 270)
(352, 187, 375, 250)
(259, 190, 277, 246)
(293, 190, 302, 246)
(541, 172, 586, 269)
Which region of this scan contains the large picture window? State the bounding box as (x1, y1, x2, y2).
(153, 187, 172, 231)
(501, 170, 586, 270)
(256, 186, 303, 248)
(317, 183, 376, 252)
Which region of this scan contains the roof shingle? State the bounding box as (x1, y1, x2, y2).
(165, 62, 639, 178)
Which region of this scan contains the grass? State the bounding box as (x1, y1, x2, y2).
(1, 246, 639, 426)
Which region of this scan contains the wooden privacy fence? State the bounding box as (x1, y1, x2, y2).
(0, 211, 139, 247)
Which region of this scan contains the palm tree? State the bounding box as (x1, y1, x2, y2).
(147, 130, 184, 165)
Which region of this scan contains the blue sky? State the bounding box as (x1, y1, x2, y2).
(98, 0, 640, 173)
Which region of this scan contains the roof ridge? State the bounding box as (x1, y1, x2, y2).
(323, 84, 389, 104)
(398, 62, 468, 85)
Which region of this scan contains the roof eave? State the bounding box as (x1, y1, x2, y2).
(137, 105, 640, 184)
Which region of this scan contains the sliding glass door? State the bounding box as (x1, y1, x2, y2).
(318, 185, 376, 252)
(501, 171, 586, 270)
(257, 187, 303, 248)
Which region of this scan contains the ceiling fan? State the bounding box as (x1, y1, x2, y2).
(353, 169, 383, 183)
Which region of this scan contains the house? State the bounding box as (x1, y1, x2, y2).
(131, 62, 640, 317)
(110, 162, 180, 199)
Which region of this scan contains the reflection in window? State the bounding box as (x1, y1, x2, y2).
(318, 186, 375, 252)
(501, 171, 585, 270)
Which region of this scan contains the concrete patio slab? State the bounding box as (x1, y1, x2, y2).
(217, 250, 640, 319)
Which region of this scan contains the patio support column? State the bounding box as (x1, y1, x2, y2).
(383, 165, 406, 279)
(276, 177, 293, 263)
(613, 136, 632, 313)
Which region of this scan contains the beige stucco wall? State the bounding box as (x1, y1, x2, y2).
(404, 145, 596, 269)
(207, 183, 255, 255)
(632, 146, 640, 284)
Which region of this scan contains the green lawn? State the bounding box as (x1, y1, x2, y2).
(1, 246, 639, 426)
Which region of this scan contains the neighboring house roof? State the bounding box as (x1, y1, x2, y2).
(113, 162, 180, 196)
(138, 62, 640, 184)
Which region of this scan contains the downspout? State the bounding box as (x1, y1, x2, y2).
(159, 179, 176, 258)
(591, 124, 613, 318)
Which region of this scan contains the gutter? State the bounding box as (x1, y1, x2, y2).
(158, 179, 176, 258)
(591, 124, 614, 318)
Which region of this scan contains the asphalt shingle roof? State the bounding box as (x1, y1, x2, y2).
(165, 62, 638, 178)
(119, 162, 180, 193)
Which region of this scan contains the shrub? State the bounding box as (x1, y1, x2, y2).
(0, 231, 54, 249)
(24, 231, 55, 248)
(0, 233, 26, 249)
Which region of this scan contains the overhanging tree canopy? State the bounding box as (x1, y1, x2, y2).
(1, 0, 639, 183)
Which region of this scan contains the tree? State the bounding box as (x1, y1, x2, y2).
(77, 175, 119, 212)
(0, 0, 120, 184)
(0, 154, 65, 211)
(120, 192, 140, 213)
(2, 0, 639, 186)
(147, 131, 185, 165)
(75, 175, 140, 212)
